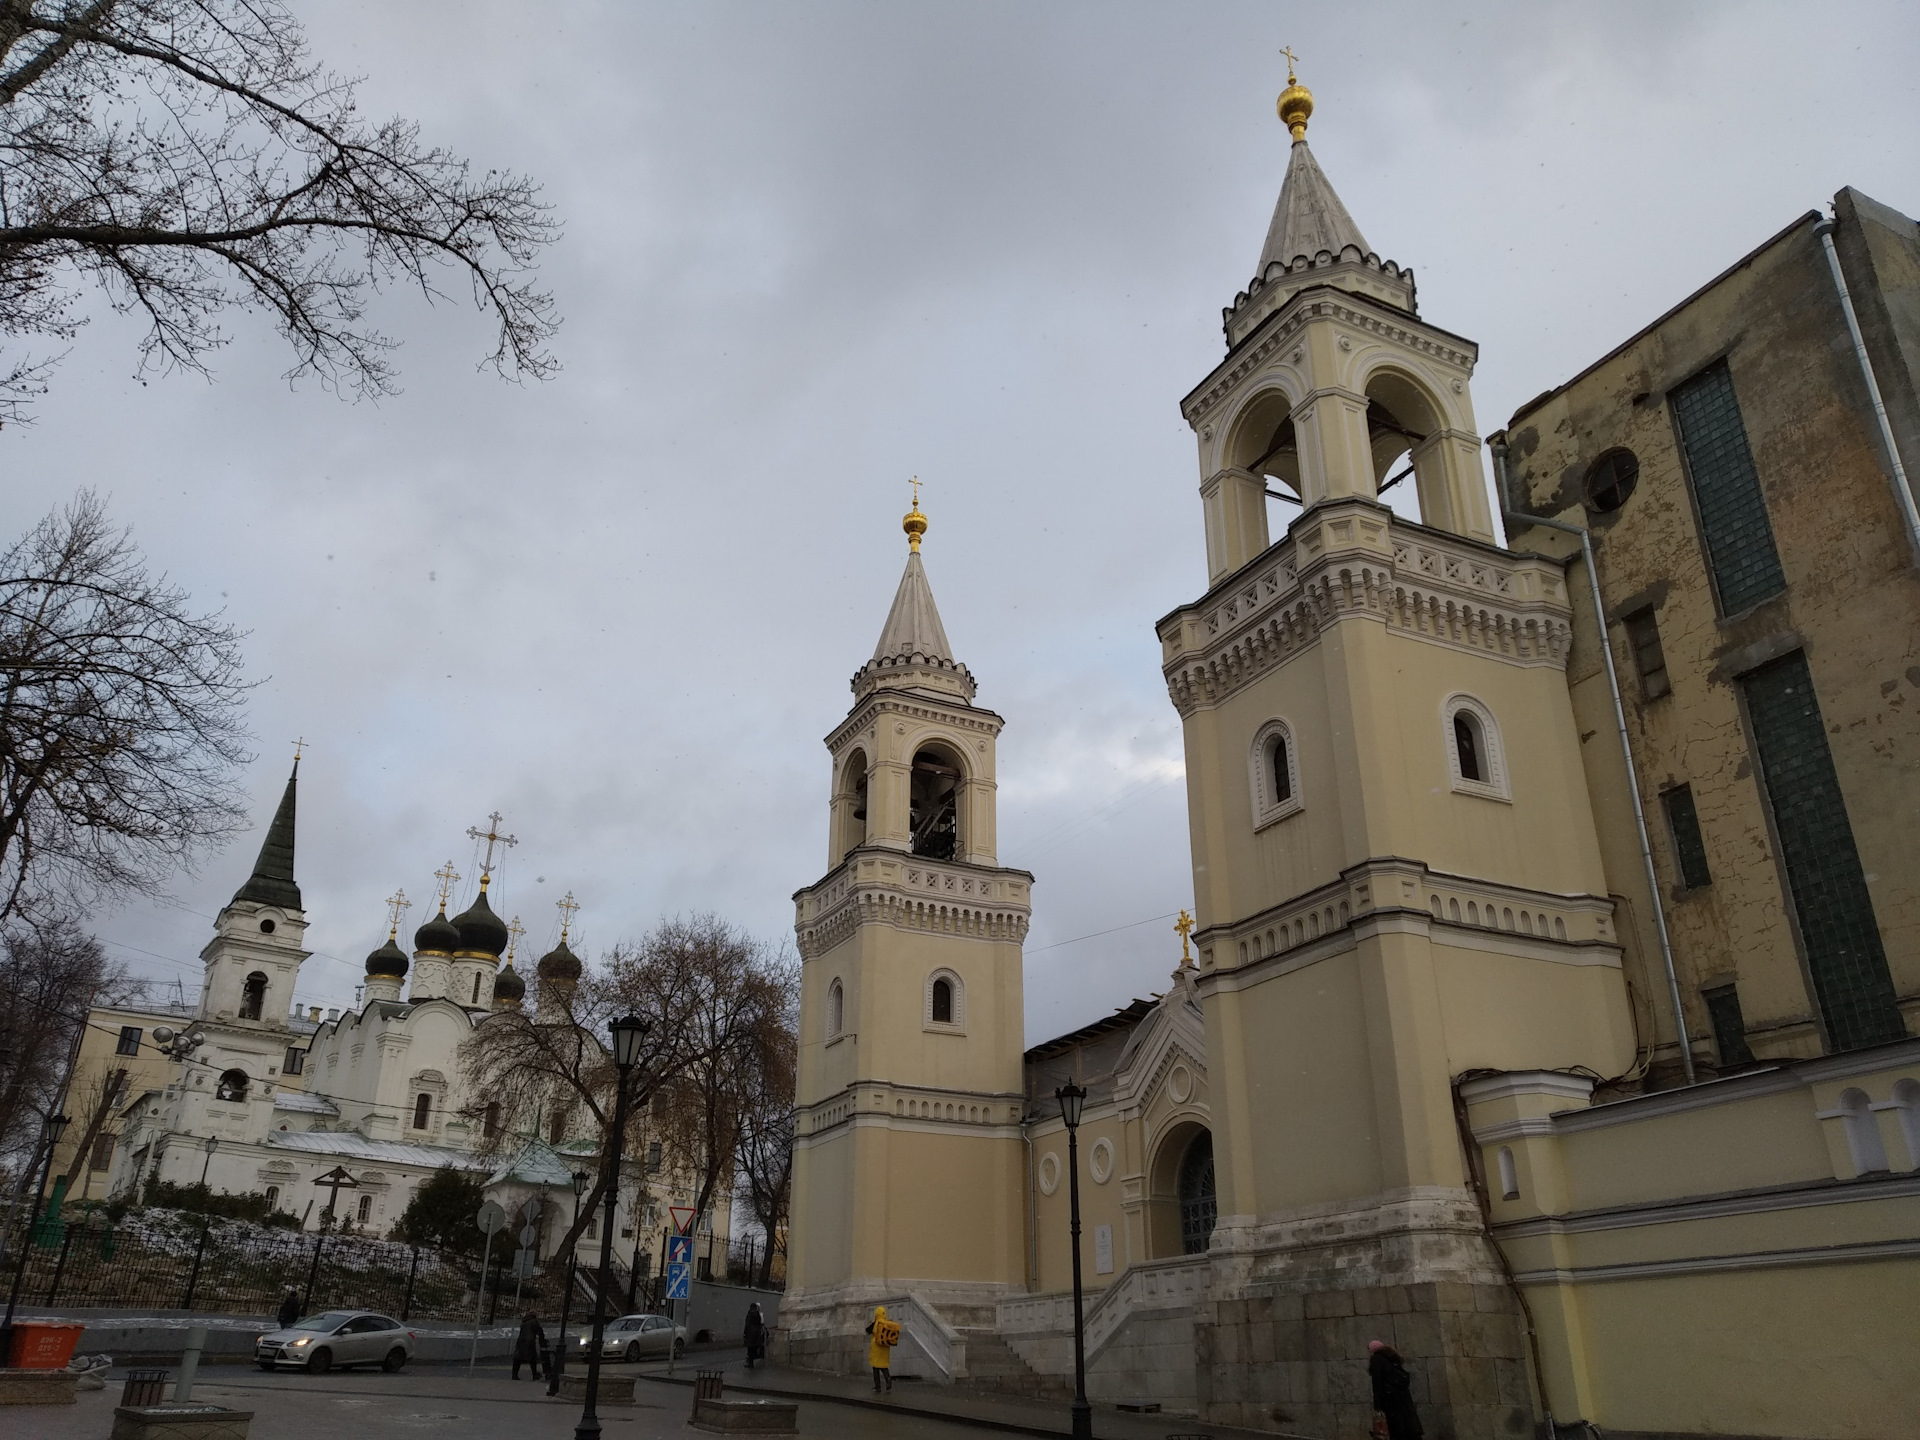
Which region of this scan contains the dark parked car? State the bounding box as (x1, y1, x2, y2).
(255, 1311, 416, 1373)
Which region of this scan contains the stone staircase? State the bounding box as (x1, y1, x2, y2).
(954, 1328, 1072, 1400)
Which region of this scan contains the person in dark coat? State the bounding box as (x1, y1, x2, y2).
(743, 1303, 767, 1369)
(513, 1310, 547, 1381)
(1368, 1340, 1423, 1440)
(276, 1289, 301, 1330)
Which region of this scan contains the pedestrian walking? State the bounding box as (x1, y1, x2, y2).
(1367, 1339, 1423, 1440)
(276, 1288, 301, 1330)
(864, 1305, 898, 1393)
(743, 1302, 768, 1369)
(513, 1310, 547, 1382)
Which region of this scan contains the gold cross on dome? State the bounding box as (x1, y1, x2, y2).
(1175, 908, 1196, 967)
(385, 889, 412, 940)
(909, 475, 922, 509)
(506, 916, 525, 962)
(433, 861, 461, 911)
(466, 811, 519, 881)
(1281, 45, 1300, 83)
(556, 890, 580, 943)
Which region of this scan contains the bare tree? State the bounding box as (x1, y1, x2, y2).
(0, 490, 251, 928)
(0, 0, 560, 422)
(50, 1059, 124, 1200)
(734, 981, 796, 1288)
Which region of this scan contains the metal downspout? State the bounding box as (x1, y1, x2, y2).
(1023, 1117, 1038, 1292)
(1814, 218, 1920, 564)
(1489, 433, 1695, 1084)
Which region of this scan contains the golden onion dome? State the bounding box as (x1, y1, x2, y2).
(902, 477, 928, 552)
(1278, 77, 1313, 142)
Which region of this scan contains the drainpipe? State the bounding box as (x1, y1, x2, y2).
(1489, 433, 1695, 1084)
(1022, 1114, 1038, 1292)
(1813, 218, 1920, 564)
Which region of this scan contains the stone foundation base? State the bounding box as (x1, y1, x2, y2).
(0, 1367, 78, 1405)
(690, 1396, 800, 1434)
(558, 1372, 635, 1404)
(109, 1405, 254, 1440)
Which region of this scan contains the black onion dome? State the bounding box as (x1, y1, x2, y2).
(452, 884, 510, 957)
(492, 963, 526, 1003)
(414, 907, 460, 955)
(365, 935, 410, 979)
(537, 938, 581, 983)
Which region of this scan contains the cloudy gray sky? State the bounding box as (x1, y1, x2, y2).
(11, 1, 1917, 1044)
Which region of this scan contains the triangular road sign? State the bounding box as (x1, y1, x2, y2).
(669, 1206, 696, 1235)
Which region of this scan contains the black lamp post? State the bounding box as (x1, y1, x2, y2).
(199, 1135, 219, 1189)
(548, 1168, 592, 1396)
(0, 1112, 70, 1359)
(576, 1015, 647, 1440)
(1056, 1082, 1093, 1440)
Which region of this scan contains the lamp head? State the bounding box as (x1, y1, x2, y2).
(47, 1113, 71, 1146)
(152, 1025, 175, 1045)
(573, 1170, 591, 1198)
(204, 1135, 219, 1155)
(609, 1013, 649, 1070)
(1055, 1082, 1086, 1131)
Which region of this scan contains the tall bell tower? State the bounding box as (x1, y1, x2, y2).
(783, 491, 1032, 1371)
(1159, 68, 1636, 1438)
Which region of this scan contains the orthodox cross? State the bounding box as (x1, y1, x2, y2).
(466, 811, 519, 882)
(556, 890, 580, 942)
(385, 889, 412, 940)
(314, 1165, 359, 1220)
(506, 916, 526, 963)
(291, 736, 308, 763)
(1175, 908, 1196, 968)
(909, 474, 922, 509)
(433, 861, 461, 912)
(1281, 45, 1300, 83)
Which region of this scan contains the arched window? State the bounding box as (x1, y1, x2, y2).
(1444, 695, 1510, 800)
(412, 1092, 432, 1131)
(1248, 719, 1304, 829)
(1496, 1146, 1520, 1201)
(239, 971, 267, 1020)
(1838, 1088, 1888, 1175)
(484, 1102, 500, 1139)
(827, 979, 844, 1038)
(1178, 1132, 1216, 1255)
(264, 1185, 280, 1210)
(215, 1068, 249, 1102)
(357, 1194, 372, 1224)
(1892, 1079, 1920, 1171)
(471, 972, 482, 1005)
(909, 748, 961, 860)
(840, 750, 869, 858)
(924, 969, 964, 1031)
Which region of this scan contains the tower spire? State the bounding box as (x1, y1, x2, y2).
(1255, 67, 1371, 277)
(232, 759, 301, 911)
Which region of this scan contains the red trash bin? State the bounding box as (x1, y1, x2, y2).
(8, 1321, 85, 1369)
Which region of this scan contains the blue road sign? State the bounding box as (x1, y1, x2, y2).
(666, 1234, 693, 1266)
(666, 1262, 690, 1300)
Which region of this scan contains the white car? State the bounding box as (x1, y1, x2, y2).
(255, 1311, 416, 1373)
(578, 1312, 685, 1361)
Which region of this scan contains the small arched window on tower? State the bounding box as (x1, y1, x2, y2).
(909, 748, 961, 860)
(841, 750, 869, 859)
(216, 1068, 249, 1102)
(239, 971, 267, 1020)
(932, 978, 953, 1024)
(413, 1092, 432, 1131)
(925, 970, 965, 1032)
(1249, 719, 1304, 829)
(1444, 696, 1510, 801)
(471, 972, 482, 1005)
(827, 979, 844, 1039)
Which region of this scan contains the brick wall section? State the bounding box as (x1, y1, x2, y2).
(1194, 1282, 1529, 1439)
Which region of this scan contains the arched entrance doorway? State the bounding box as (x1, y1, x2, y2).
(1177, 1131, 1216, 1255)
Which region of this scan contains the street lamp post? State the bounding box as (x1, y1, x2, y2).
(0, 1112, 71, 1359)
(548, 1169, 592, 1396)
(198, 1135, 219, 1189)
(1056, 1083, 1093, 1440)
(576, 1015, 648, 1440)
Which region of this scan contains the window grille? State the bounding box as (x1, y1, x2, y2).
(1671, 362, 1786, 615)
(1740, 651, 1901, 1049)
(1624, 609, 1671, 700)
(1663, 786, 1713, 890)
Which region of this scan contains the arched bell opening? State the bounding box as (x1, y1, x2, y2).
(1363, 369, 1448, 526)
(1145, 1120, 1216, 1258)
(909, 743, 965, 861)
(835, 749, 870, 864)
(1226, 389, 1301, 540)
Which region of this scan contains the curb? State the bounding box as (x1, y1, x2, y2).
(637, 1370, 1080, 1439)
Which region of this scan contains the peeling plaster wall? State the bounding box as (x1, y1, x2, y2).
(1506, 192, 1920, 1074)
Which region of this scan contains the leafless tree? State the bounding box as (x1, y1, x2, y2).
(50, 1058, 124, 1199)
(734, 982, 796, 1288)
(0, 490, 251, 928)
(0, 0, 560, 423)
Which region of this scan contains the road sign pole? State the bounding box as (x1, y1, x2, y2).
(470, 1225, 494, 1376)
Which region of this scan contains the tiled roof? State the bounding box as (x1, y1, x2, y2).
(265, 1129, 487, 1171)
(272, 1092, 339, 1116)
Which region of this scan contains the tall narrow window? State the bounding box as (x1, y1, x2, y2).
(1454, 713, 1483, 782)
(1249, 719, 1303, 828)
(1838, 1089, 1889, 1174)
(471, 973, 482, 1005)
(1270, 733, 1292, 803)
(89, 1134, 115, 1172)
(239, 971, 267, 1020)
(1663, 786, 1713, 890)
(483, 1102, 500, 1138)
(842, 750, 869, 857)
(827, 979, 844, 1038)
(1671, 361, 1787, 615)
(931, 978, 953, 1025)
(357, 1194, 373, 1224)
(264, 1185, 280, 1210)
(909, 749, 960, 860)
(647, 1140, 663, 1174)
(1703, 984, 1754, 1066)
(284, 1047, 306, 1076)
(1740, 651, 1901, 1050)
(412, 1092, 432, 1130)
(1623, 609, 1671, 700)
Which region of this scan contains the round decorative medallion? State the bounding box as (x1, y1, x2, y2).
(1089, 1137, 1115, 1184)
(1038, 1151, 1061, 1196)
(1168, 1064, 1193, 1103)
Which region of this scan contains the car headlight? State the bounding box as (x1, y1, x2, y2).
(291, 1337, 311, 1347)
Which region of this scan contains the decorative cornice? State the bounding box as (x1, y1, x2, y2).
(826, 693, 1003, 755)
(794, 850, 1032, 960)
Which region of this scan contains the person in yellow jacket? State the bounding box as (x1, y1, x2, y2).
(864, 1305, 899, 1393)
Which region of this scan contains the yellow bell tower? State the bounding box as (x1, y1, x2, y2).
(782, 490, 1033, 1371)
(1158, 71, 1636, 1437)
